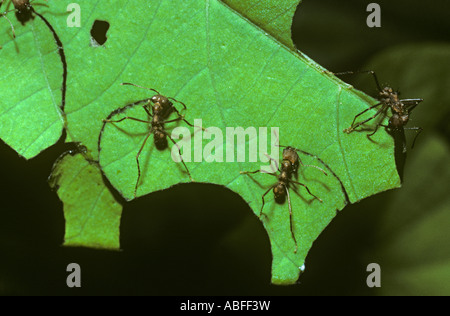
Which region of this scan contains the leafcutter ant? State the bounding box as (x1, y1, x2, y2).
(240, 146, 328, 253)
(101, 83, 198, 198)
(2, 0, 46, 25)
(336, 70, 423, 148)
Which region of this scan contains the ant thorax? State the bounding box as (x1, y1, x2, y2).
(277, 167, 290, 184)
(390, 100, 407, 117)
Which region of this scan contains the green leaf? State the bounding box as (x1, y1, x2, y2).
(48, 150, 122, 249)
(221, 0, 300, 50)
(92, 1, 399, 283)
(0, 3, 65, 159)
(1, 0, 400, 284)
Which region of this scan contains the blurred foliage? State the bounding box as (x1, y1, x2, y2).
(293, 0, 450, 295)
(0, 0, 449, 295)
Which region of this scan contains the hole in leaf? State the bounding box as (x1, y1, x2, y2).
(90, 20, 110, 46)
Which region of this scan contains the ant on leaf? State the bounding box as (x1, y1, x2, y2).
(241, 146, 328, 253)
(101, 83, 199, 198)
(336, 70, 423, 149)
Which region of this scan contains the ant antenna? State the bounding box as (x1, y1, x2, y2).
(333, 70, 383, 92)
(121, 82, 160, 95)
(299, 162, 328, 176)
(272, 130, 327, 175)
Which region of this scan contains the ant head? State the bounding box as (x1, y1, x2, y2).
(10, 0, 34, 25)
(282, 147, 299, 172)
(151, 95, 171, 107)
(379, 86, 394, 97)
(389, 113, 409, 128)
(12, 0, 31, 12)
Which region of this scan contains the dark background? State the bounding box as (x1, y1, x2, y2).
(0, 0, 449, 295)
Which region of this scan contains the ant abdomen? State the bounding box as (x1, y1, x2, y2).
(273, 183, 286, 200)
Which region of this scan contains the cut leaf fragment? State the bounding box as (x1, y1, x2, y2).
(49, 150, 122, 250)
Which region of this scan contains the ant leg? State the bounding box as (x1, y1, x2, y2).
(162, 111, 205, 132)
(164, 130, 194, 182)
(344, 102, 383, 133)
(160, 117, 184, 124)
(168, 97, 205, 130)
(134, 132, 153, 198)
(240, 169, 261, 174)
(143, 106, 153, 118)
(290, 180, 323, 203)
(240, 169, 277, 177)
(367, 122, 388, 138)
(349, 102, 382, 128)
(259, 185, 275, 219)
(401, 98, 423, 112)
(405, 126, 423, 149)
(241, 169, 263, 175)
(344, 105, 386, 134)
(294, 148, 350, 204)
(170, 104, 206, 131)
(284, 186, 298, 253)
(168, 97, 187, 113)
(102, 99, 152, 124)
